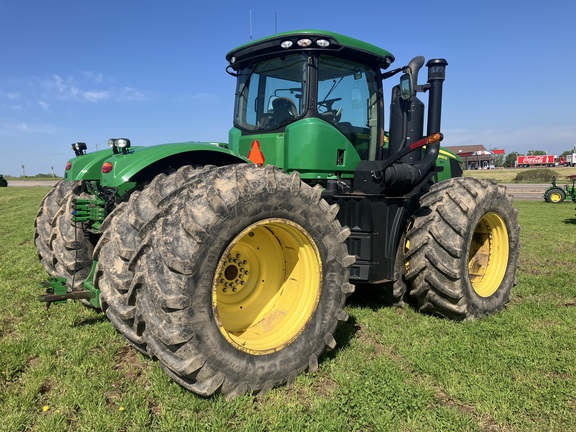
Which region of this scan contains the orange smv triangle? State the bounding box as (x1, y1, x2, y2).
(247, 140, 265, 165)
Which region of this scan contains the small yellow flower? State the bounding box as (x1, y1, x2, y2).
(119, 406, 125, 411)
(42, 406, 50, 412)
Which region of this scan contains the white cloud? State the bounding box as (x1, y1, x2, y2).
(81, 71, 104, 84)
(117, 86, 146, 101)
(38, 101, 50, 111)
(37, 74, 146, 104)
(0, 120, 60, 136)
(4, 92, 20, 100)
(83, 90, 111, 102)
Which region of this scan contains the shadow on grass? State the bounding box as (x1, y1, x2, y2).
(562, 217, 576, 225)
(324, 284, 413, 361)
(73, 313, 109, 327)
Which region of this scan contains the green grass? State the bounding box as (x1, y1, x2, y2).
(1, 187, 575, 431)
(463, 166, 576, 183)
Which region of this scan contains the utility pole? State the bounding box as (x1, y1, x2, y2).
(21, 164, 26, 178)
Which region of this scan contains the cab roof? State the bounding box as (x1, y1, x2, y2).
(226, 30, 395, 70)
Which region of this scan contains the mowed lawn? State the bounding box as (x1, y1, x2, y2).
(0, 186, 574, 431)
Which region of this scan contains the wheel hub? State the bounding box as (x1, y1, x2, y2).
(468, 212, 509, 297)
(218, 253, 250, 294)
(212, 218, 322, 355)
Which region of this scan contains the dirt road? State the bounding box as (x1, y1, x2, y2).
(6, 179, 546, 201)
(501, 183, 546, 201)
(5, 180, 59, 187)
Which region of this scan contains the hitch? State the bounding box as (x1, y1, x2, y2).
(72, 196, 107, 233)
(39, 276, 95, 309)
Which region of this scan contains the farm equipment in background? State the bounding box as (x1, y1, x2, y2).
(34, 30, 520, 398)
(0, 174, 7, 187)
(544, 176, 576, 203)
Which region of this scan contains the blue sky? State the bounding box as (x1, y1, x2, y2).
(1, 0, 575, 176)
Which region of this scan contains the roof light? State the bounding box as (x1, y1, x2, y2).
(108, 137, 131, 154)
(297, 38, 312, 47)
(115, 138, 130, 148)
(316, 39, 330, 48)
(280, 40, 293, 49)
(230, 56, 236, 63)
(71, 142, 87, 156)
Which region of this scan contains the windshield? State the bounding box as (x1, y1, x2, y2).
(317, 55, 380, 159)
(233, 52, 382, 159)
(234, 53, 308, 131)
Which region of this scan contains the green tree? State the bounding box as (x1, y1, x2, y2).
(493, 154, 505, 167)
(527, 150, 547, 155)
(504, 153, 520, 167)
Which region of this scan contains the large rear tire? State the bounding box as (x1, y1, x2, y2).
(34, 180, 95, 290)
(405, 177, 520, 320)
(94, 166, 208, 352)
(132, 164, 355, 397)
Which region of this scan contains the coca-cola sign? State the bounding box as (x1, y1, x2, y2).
(523, 156, 545, 164)
(518, 155, 554, 164)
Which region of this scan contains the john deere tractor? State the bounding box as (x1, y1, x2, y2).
(543, 176, 576, 203)
(35, 30, 520, 398)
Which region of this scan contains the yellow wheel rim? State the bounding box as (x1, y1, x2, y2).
(468, 212, 509, 297)
(549, 192, 563, 203)
(212, 218, 322, 355)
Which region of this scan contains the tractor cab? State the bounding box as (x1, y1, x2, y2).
(226, 31, 392, 180)
(226, 30, 449, 192)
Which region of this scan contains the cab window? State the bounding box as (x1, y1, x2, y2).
(234, 54, 308, 131)
(317, 55, 380, 160)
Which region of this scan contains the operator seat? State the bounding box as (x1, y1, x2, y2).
(271, 97, 298, 128)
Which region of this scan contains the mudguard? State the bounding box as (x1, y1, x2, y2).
(64, 148, 117, 181)
(99, 142, 249, 189)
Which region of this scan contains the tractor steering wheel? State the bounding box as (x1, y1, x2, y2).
(317, 97, 342, 112)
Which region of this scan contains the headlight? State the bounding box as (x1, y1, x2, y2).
(108, 138, 131, 154)
(297, 38, 312, 47)
(115, 138, 130, 148)
(71, 142, 87, 156)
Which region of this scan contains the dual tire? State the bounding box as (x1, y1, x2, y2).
(35, 169, 519, 397)
(34, 180, 96, 291)
(95, 164, 354, 397)
(405, 177, 520, 320)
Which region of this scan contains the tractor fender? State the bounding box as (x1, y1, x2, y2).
(64, 148, 117, 181)
(99, 142, 250, 188)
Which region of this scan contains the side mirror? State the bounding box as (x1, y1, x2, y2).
(400, 73, 412, 100)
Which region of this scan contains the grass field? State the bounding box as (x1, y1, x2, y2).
(1, 186, 575, 431)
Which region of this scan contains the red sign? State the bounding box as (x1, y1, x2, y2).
(517, 155, 556, 165)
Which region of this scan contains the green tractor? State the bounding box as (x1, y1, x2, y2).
(35, 30, 520, 398)
(543, 176, 576, 203)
